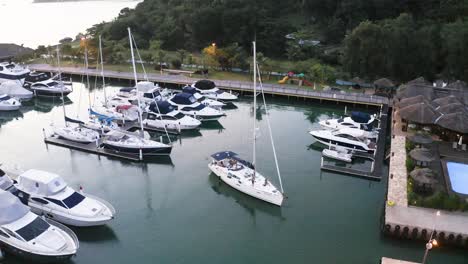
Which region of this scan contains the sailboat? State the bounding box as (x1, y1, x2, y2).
(208, 41, 284, 206)
(101, 28, 172, 156)
(52, 45, 100, 143)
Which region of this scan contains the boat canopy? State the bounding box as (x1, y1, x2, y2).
(182, 86, 197, 95)
(172, 93, 197, 105)
(0, 190, 30, 225)
(194, 80, 216, 90)
(119, 87, 135, 93)
(143, 90, 161, 99)
(136, 81, 157, 92)
(351, 111, 372, 123)
(149, 101, 175, 114)
(18, 169, 67, 196)
(211, 151, 254, 169)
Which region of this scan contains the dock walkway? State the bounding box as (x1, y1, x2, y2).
(381, 257, 419, 264)
(28, 64, 389, 106)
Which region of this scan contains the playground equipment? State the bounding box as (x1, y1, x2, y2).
(278, 76, 289, 84)
(278, 72, 314, 87)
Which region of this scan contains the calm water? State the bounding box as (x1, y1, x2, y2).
(0, 81, 466, 264)
(0, 0, 141, 48)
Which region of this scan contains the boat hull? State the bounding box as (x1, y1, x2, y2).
(102, 143, 172, 156)
(30, 89, 72, 98)
(0, 241, 74, 263)
(208, 163, 283, 206)
(29, 206, 112, 227)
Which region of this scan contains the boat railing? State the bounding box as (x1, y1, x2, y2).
(84, 193, 117, 216)
(47, 219, 80, 251)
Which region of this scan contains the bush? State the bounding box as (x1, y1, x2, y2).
(405, 140, 415, 152)
(406, 158, 415, 172)
(171, 59, 182, 69)
(443, 195, 461, 211)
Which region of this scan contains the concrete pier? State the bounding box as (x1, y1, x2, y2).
(381, 257, 419, 264)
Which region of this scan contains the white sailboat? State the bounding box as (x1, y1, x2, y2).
(208, 41, 284, 206)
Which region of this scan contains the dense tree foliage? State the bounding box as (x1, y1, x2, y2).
(78, 0, 468, 81)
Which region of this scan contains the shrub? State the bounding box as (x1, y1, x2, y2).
(171, 59, 182, 69)
(406, 158, 415, 172)
(405, 140, 415, 152)
(443, 195, 461, 211)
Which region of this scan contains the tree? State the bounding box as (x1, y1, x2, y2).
(59, 37, 73, 44)
(36, 45, 47, 55)
(310, 63, 336, 83)
(177, 49, 187, 64)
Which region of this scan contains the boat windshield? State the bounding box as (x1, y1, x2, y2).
(63, 191, 85, 209)
(215, 89, 223, 94)
(174, 112, 185, 119)
(15, 217, 50, 242)
(5, 64, 15, 69)
(46, 81, 59, 86)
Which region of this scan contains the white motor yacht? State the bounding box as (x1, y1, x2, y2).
(182, 86, 225, 110)
(102, 130, 172, 156)
(28, 80, 72, 97)
(0, 190, 79, 262)
(0, 94, 21, 111)
(209, 151, 283, 206)
(167, 92, 225, 121)
(319, 111, 376, 131)
(192, 79, 238, 102)
(309, 128, 376, 153)
(0, 62, 30, 85)
(143, 101, 201, 131)
(0, 81, 33, 101)
(10, 169, 115, 227)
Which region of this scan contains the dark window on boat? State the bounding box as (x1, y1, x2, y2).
(5, 64, 15, 69)
(0, 66, 3, 71)
(0, 229, 10, 238)
(63, 192, 85, 209)
(174, 112, 185, 119)
(160, 115, 176, 120)
(15, 217, 50, 242)
(45, 197, 67, 208)
(32, 197, 49, 204)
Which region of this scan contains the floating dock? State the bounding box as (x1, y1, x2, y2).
(28, 64, 389, 107)
(320, 104, 389, 180)
(381, 257, 419, 264)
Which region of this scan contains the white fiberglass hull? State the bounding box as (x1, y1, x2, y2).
(322, 149, 352, 162)
(208, 163, 283, 206)
(53, 127, 100, 143)
(0, 103, 21, 111)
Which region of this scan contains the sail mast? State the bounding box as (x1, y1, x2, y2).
(99, 35, 107, 105)
(252, 41, 257, 184)
(56, 45, 67, 126)
(128, 27, 145, 137)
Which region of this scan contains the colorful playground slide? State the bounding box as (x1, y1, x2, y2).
(278, 76, 289, 84)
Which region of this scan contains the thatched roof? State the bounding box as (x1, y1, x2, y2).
(432, 95, 461, 107)
(374, 78, 395, 89)
(396, 84, 435, 101)
(445, 80, 468, 90)
(407, 77, 432, 86)
(397, 95, 429, 109)
(435, 112, 468, 134)
(408, 133, 433, 145)
(399, 102, 440, 124)
(435, 103, 467, 114)
(410, 168, 438, 186)
(409, 147, 435, 162)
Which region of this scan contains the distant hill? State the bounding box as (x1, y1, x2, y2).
(0, 44, 34, 60)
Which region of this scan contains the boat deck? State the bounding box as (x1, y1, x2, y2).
(320, 104, 389, 180)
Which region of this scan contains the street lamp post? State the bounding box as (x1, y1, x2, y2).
(422, 210, 441, 264)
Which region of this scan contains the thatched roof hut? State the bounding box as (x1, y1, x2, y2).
(408, 133, 433, 145)
(409, 147, 435, 162)
(432, 95, 461, 108)
(407, 77, 432, 86)
(374, 78, 395, 89)
(396, 84, 435, 101)
(397, 95, 429, 109)
(435, 103, 467, 114)
(399, 102, 440, 124)
(410, 168, 438, 190)
(445, 80, 468, 90)
(435, 112, 468, 134)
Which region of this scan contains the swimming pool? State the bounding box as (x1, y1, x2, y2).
(446, 162, 468, 195)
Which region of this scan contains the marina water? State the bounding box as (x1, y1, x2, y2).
(0, 81, 466, 263)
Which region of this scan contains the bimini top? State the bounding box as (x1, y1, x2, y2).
(0, 189, 30, 225)
(18, 169, 67, 197)
(194, 80, 216, 90)
(149, 101, 175, 114)
(0, 169, 14, 190)
(351, 111, 372, 123)
(172, 93, 197, 105)
(211, 151, 254, 169)
(182, 86, 197, 95)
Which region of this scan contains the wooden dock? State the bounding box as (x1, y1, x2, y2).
(320, 104, 389, 180)
(28, 64, 389, 106)
(381, 257, 419, 264)
(44, 135, 142, 162)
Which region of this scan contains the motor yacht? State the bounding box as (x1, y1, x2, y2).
(309, 128, 376, 153)
(0, 189, 79, 262)
(28, 80, 72, 97)
(0, 81, 33, 101)
(0, 62, 30, 85)
(167, 92, 225, 121)
(319, 111, 376, 131)
(143, 101, 201, 131)
(182, 86, 225, 109)
(0, 94, 21, 111)
(191, 80, 238, 102)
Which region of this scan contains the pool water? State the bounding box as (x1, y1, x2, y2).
(447, 162, 468, 194)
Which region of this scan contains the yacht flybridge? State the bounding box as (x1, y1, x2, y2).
(0, 190, 79, 262)
(168, 92, 225, 121)
(309, 128, 376, 153)
(319, 111, 376, 131)
(181, 86, 226, 109)
(192, 79, 238, 102)
(209, 42, 284, 206)
(8, 169, 115, 227)
(0, 62, 30, 85)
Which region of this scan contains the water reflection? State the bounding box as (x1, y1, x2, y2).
(199, 121, 224, 133)
(0, 111, 24, 127)
(70, 225, 118, 243)
(208, 173, 285, 221)
(33, 97, 73, 113)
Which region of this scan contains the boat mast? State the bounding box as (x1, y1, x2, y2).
(99, 35, 107, 105)
(252, 41, 257, 185)
(83, 39, 92, 113)
(128, 27, 145, 137)
(56, 45, 67, 127)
